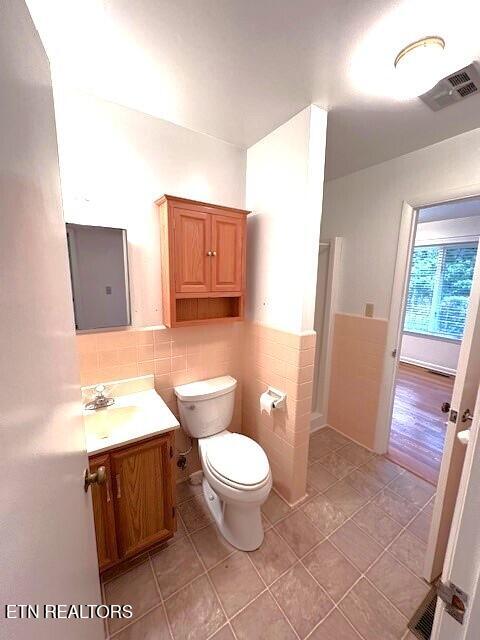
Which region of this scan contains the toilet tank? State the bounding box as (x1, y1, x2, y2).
(174, 376, 237, 438)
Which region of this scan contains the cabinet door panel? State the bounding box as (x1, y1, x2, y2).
(174, 207, 211, 293)
(211, 214, 244, 292)
(89, 454, 118, 572)
(111, 436, 174, 560)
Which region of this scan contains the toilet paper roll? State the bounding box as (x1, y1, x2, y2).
(260, 391, 275, 415)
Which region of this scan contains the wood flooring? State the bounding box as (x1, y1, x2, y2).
(387, 363, 454, 486)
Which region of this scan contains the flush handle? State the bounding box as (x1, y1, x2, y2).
(84, 466, 107, 492)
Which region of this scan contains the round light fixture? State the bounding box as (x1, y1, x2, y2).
(394, 36, 446, 97)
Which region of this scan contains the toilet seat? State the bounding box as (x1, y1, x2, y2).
(201, 432, 270, 491)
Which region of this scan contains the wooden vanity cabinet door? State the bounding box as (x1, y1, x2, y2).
(111, 435, 175, 560)
(173, 206, 211, 293)
(211, 213, 245, 292)
(89, 454, 118, 572)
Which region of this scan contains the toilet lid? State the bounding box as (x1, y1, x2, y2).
(205, 433, 270, 487)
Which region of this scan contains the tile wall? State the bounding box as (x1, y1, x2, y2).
(242, 322, 316, 505)
(327, 313, 387, 450)
(77, 323, 244, 481)
(77, 320, 317, 499)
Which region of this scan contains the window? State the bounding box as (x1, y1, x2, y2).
(404, 242, 478, 340)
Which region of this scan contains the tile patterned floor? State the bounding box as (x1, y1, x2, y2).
(101, 427, 436, 640)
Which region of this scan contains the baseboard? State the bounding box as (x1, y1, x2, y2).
(327, 424, 377, 453)
(310, 412, 328, 432)
(400, 356, 456, 377)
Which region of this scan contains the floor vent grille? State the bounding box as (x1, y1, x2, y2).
(409, 587, 438, 640)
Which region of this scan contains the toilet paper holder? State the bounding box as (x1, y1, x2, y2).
(265, 386, 287, 410)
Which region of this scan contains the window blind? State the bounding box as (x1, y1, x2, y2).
(404, 242, 478, 340)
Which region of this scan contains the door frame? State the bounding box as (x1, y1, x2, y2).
(374, 183, 480, 454)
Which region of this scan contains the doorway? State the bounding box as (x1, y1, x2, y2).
(387, 198, 480, 485)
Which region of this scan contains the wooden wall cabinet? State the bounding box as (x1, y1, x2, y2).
(156, 195, 249, 327)
(89, 431, 175, 573)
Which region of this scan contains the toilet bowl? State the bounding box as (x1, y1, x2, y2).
(174, 376, 272, 551)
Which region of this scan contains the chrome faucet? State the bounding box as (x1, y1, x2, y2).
(85, 384, 115, 410)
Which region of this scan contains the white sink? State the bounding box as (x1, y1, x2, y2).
(83, 386, 179, 455)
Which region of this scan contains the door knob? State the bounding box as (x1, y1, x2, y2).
(462, 409, 474, 423)
(441, 402, 451, 414)
(84, 466, 107, 492)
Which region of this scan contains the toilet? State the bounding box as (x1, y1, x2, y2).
(174, 375, 272, 551)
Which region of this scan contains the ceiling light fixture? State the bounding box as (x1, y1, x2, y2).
(394, 36, 446, 97)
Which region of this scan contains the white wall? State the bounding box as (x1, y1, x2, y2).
(321, 127, 480, 320)
(53, 89, 246, 328)
(246, 105, 327, 333)
(401, 334, 460, 374)
(400, 215, 480, 374)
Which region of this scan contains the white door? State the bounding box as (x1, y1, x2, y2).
(431, 381, 480, 640)
(0, 3, 103, 639)
(424, 244, 480, 581)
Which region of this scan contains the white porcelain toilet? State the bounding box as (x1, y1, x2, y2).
(174, 375, 272, 551)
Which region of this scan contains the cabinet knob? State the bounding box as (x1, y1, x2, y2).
(212, 251, 217, 256)
(84, 466, 107, 492)
(207, 251, 212, 256)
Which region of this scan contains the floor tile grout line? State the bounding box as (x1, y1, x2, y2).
(321, 477, 434, 584)
(269, 512, 369, 640)
(107, 544, 177, 639)
(310, 438, 435, 504)
(305, 607, 367, 640)
(102, 552, 153, 586)
(258, 513, 394, 640)
(269, 460, 434, 637)
(324, 499, 433, 624)
(308, 461, 431, 549)
(244, 551, 302, 640)
(104, 556, 165, 638)
(148, 554, 175, 640)
(108, 602, 166, 639)
(204, 622, 234, 640)
(269, 460, 432, 590)
(103, 441, 432, 639)
(187, 516, 240, 640)
(269, 451, 401, 529)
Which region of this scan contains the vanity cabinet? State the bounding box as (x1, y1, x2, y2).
(156, 195, 249, 327)
(89, 431, 175, 573)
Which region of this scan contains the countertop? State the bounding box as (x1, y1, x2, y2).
(84, 388, 180, 455)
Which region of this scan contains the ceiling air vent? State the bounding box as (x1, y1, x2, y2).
(420, 62, 480, 111)
(448, 71, 470, 87)
(457, 82, 477, 97)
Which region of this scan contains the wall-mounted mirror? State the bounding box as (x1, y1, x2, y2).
(66, 223, 131, 330)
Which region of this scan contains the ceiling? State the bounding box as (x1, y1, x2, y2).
(419, 197, 480, 223)
(26, 0, 480, 180)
